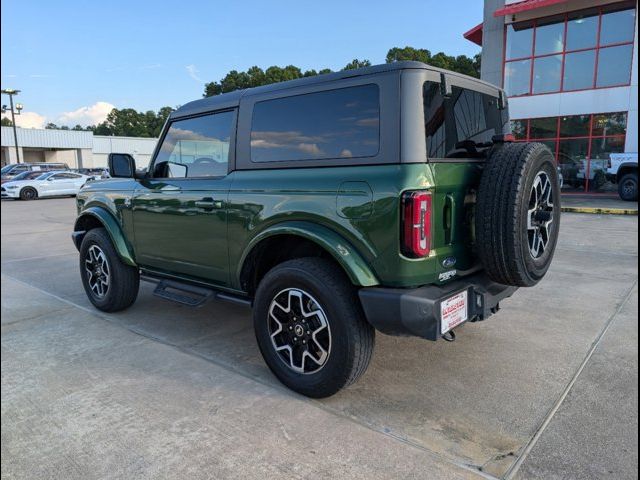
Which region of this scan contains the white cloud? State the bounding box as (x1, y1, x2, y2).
(186, 64, 203, 82)
(57, 101, 115, 127)
(1, 111, 47, 129)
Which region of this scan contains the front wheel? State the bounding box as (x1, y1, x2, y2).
(253, 258, 375, 398)
(79, 228, 139, 312)
(19, 187, 38, 201)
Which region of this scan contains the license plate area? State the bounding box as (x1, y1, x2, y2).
(440, 290, 468, 335)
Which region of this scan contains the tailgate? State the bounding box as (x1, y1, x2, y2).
(429, 161, 484, 281)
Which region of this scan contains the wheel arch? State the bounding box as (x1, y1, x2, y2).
(237, 221, 379, 295)
(73, 207, 137, 266)
(617, 164, 638, 181)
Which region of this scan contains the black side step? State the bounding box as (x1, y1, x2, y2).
(142, 275, 252, 308)
(152, 279, 214, 307)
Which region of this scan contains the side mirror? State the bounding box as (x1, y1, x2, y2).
(108, 153, 136, 178)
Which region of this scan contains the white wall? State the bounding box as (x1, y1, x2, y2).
(509, 86, 634, 119)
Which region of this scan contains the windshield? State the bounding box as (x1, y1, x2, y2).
(1, 165, 15, 174)
(424, 82, 510, 159)
(36, 172, 56, 180)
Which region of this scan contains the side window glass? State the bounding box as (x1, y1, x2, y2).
(154, 110, 235, 178)
(250, 84, 380, 163)
(424, 82, 447, 158)
(424, 82, 507, 158)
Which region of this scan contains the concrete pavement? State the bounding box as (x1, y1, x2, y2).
(1, 197, 638, 479)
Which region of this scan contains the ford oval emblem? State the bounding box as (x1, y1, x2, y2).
(442, 256, 457, 268)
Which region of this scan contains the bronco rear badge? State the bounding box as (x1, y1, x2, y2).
(439, 270, 457, 282)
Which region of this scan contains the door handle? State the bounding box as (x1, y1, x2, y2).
(444, 194, 456, 245)
(195, 198, 223, 209)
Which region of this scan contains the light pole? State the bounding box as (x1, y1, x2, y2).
(1, 89, 23, 164)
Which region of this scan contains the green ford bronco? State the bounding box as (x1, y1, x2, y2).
(73, 62, 560, 397)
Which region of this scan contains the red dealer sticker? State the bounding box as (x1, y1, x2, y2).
(440, 291, 468, 335)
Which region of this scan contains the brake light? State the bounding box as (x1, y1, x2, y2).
(401, 191, 432, 258)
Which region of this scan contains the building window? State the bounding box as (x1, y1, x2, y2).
(511, 112, 628, 193)
(503, 1, 636, 97)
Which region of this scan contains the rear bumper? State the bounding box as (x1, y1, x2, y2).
(358, 273, 518, 341)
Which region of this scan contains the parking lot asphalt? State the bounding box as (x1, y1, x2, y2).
(1, 197, 638, 480)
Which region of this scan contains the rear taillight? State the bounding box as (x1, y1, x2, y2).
(401, 191, 432, 258)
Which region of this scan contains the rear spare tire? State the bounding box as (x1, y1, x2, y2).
(475, 142, 561, 287)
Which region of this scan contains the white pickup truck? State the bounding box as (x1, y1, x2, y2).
(607, 153, 638, 201)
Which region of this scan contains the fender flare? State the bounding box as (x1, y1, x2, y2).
(237, 221, 379, 287)
(617, 163, 638, 179)
(73, 206, 137, 266)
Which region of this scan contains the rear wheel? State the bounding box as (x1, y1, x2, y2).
(19, 187, 38, 201)
(79, 228, 139, 312)
(618, 173, 638, 201)
(253, 257, 374, 398)
(476, 142, 561, 287)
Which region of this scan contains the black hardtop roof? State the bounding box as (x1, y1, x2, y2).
(172, 61, 499, 119)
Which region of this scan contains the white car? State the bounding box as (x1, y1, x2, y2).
(1, 171, 91, 200)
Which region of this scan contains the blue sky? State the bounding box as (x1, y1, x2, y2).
(1, 0, 482, 128)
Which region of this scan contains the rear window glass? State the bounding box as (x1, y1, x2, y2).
(424, 82, 510, 158)
(250, 84, 380, 163)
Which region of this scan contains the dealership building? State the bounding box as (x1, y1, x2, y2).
(465, 0, 638, 194)
(1, 127, 158, 169)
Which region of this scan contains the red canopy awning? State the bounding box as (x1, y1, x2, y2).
(494, 0, 570, 17)
(463, 23, 483, 46)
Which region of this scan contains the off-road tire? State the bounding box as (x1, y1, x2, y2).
(476, 142, 561, 287)
(253, 257, 375, 398)
(618, 173, 638, 201)
(79, 228, 139, 312)
(19, 187, 38, 200)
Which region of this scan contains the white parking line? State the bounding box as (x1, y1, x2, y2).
(504, 280, 638, 479)
(1, 252, 77, 264)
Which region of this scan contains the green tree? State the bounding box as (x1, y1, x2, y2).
(386, 46, 481, 78)
(1, 117, 13, 126)
(45, 122, 59, 129)
(92, 106, 175, 137)
(386, 46, 431, 64)
(342, 59, 372, 70)
(203, 64, 332, 97)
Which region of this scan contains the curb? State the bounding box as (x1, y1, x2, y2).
(561, 206, 638, 215)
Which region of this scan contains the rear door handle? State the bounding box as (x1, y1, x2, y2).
(445, 194, 456, 245)
(195, 198, 223, 209)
